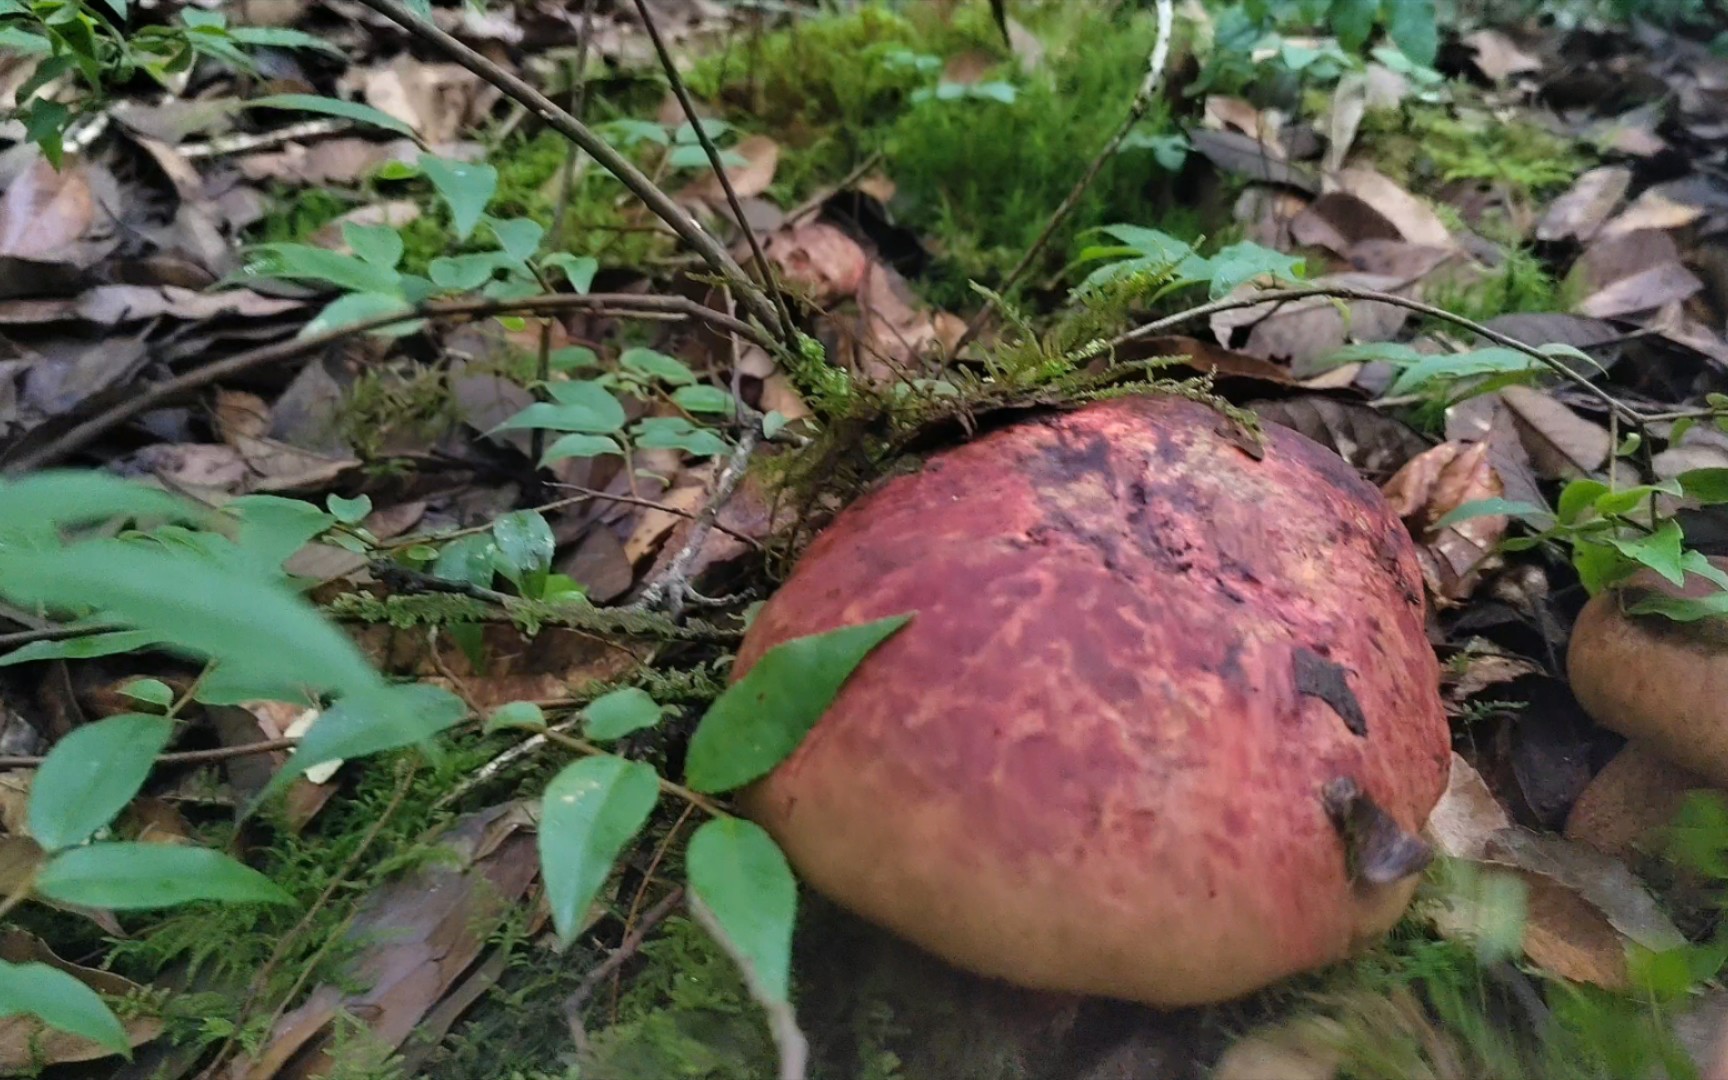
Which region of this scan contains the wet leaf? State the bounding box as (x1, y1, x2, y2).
(538, 754, 659, 946)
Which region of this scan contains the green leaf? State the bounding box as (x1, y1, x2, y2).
(1628, 590, 1728, 622)
(0, 959, 129, 1056)
(29, 713, 172, 851)
(686, 614, 912, 793)
(343, 223, 404, 270)
(0, 472, 201, 545)
(487, 216, 545, 264)
(1331, 0, 1379, 51)
(120, 678, 173, 708)
(1678, 469, 1728, 505)
(1384, 0, 1439, 66)
(421, 154, 497, 242)
(1557, 479, 1610, 525)
(583, 688, 663, 741)
(632, 417, 728, 457)
(541, 433, 623, 465)
(597, 118, 669, 147)
(36, 843, 291, 909)
(485, 700, 544, 733)
(1432, 498, 1552, 529)
(1388, 348, 1542, 396)
(672, 385, 735, 416)
(492, 510, 555, 580)
(687, 816, 797, 1005)
(538, 754, 660, 947)
(0, 27, 53, 55)
(229, 25, 345, 56)
(249, 243, 401, 295)
(619, 347, 696, 386)
(327, 494, 372, 525)
(1204, 241, 1304, 299)
(548, 345, 599, 372)
(265, 682, 468, 800)
(494, 383, 626, 435)
(0, 630, 165, 667)
(244, 94, 415, 138)
(542, 253, 598, 294)
(0, 541, 382, 702)
(429, 252, 503, 291)
(1609, 519, 1688, 587)
(229, 494, 336, 575)
(432, 534, 498, 588)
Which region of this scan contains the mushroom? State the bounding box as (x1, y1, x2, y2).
(1568, 558, 1728, 788)
(732, 395, 1451, 1007)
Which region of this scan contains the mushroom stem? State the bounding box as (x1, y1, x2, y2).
(1323, 777, 1434, 887)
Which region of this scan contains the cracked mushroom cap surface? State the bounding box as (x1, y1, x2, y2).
(734, 394, 1450, 1007)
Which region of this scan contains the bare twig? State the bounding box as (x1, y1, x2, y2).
(1113, 284, 1652, 427)
(349, 0, 788, 346)
(547, 482, 765, 548)
(0, 737, 298, 770)
(785, 150, 884, 226)
(630, 0, 797, 350)
(689, 893, 809, 1080)
(2, 292, 772, 474)
(953, 0, 1174, 355)
(630, 426, 763, 616)
(563, 884, 686, 1049)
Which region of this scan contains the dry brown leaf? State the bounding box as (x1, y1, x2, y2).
(308, 200, 423, 251)
(1565, 741, 1713, 860)
(1248, 396, 1429, 483)
(1214, 1023, 1343, 1080)
(1381, 440, 1505, 600)
(0, 931, 162, 1070)
(942, 50, 997, 86)
(1463, 29, 1543, 82)
(624, 478, 707, 564)
(1335, 166, 1455, 248)
(132, 443, 251, 496)
(1425, 752, 1512, 861)
(361, 56, 497, 144)
(1203, 95, 1275, 141)
(0, 156, 93, 260)
(236, 803, 540, 1079)
(232, 435, 360, 492)
(1486, 829, 1687, 955)
(766, 221, 868, 306)
(1188, 129, 1318, 193)
(70, 285, 302, 325)
(1577, 261, 1704, 318)
(1536, 166, 1632, 243)
(1601, 183, 1709, 239)
(1517, 870, 1633, 988)
(1213, 272, 1410, 373)
(1498, 385, 1610, 479)
(1289, 192, 1401, 257)
(1322, 73, 1367, 174)
(681, 134, 780, 204)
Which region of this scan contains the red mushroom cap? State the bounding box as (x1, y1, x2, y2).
(734, 394, 1450, 1006)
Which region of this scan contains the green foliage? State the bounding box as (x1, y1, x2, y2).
(0, 960, 130, 1057)
(538, 754, 660, 946)
(1358, 104, 1592, 201)
(28, 712, 172, 851)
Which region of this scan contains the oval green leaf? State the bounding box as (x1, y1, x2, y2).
(539, 754, 659, 946)
(685, 613, 911, 794)
(686, 816, 796, 1004)
(0, 959, 129, 1055)
(36, 843, 292, 909)
(29, 714, 173, 852)
(582, 687, 662, 742)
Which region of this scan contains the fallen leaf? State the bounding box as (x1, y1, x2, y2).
(1248, 396, 1430, 483)
(1188, 128, 1318, 193)
(214, 390, 271, 445)
(1498, 385, 1611, 479)
(1322, 73, 1367, 174)
(1204, 96, 1275, 140)
(765, 221, 868, 306)
(1600, 182, 1710, 239)
(361, 56, 498, 144)
(1486, 828, 1688, 956)
(1535, 166, 1632, 243)
(623, 476, 707, 564)
(1382, 440, 1505, 600)
(680, 134, 780, 205)
(1425, 752, 1512, 861)
(0, 156, 92, 261)
(1213, 272, 1411, 373)
(1289, 192, 1401, 257)
(309, 200, 423, 251)
(1335, 166, 1455, 248)
(1577, 261, 1704, 318)
(1463, 29, 1543, 82)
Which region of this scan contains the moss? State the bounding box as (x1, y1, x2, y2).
(1423, 246, 1564, 326)
(1358, 103, 1591, 201)
(332, 362, 458, 460)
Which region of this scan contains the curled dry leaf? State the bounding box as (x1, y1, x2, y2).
(1382, 440, 1506, 601)
(360, 55, 500, 144)
(1425, 752, 1511, 862)
(0, 156, 94, 262)
(309, 200, 423, 251)
(1289, 192, 1401, 257)
(1600, 182, 1709, 239)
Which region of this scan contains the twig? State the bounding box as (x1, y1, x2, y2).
(1, 293, 772, 474)
(563, 884, 686, 1048)
(349, 0, 788, 348)
(0, 737, 297, 770)
(0, 621, 125, 649)
(630, 426, 763, 616)
(630, 0, 797, 351)
(547, 482, 765, 548)
(1112, 284, 1652, 427)
(785, 150, 884, 226)
(953, 0, 1174, 356)
(689, 893, 810, 1080)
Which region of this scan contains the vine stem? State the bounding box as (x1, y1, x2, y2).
(2, 292, 772, 473)
(1113, 284, 1652, 427)
(953, 0, 1174, 356)
(349, 0, 788, 347)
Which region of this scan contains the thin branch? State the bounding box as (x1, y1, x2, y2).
(630, 426, 762, 615)
(954, 0, 1174, 355)
(563, 884, 686, 1048)
(1113, 284, 1651, 427)
(0, 737, 298, 770)
(547, 482, 765, 548)
(2, 293, 772, 474)
(630, 0, 797, 351)
(349, 0, 788, 346)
